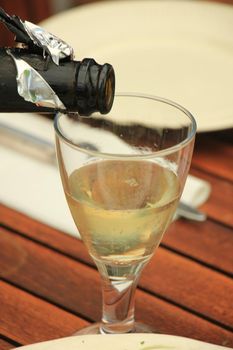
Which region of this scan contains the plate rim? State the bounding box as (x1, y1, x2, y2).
(41, 0, 233, 133)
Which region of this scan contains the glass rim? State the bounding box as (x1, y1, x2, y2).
(54, 92, 197, 159)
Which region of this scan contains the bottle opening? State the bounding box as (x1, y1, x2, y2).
(76, 58, 115, 116)
(98, 63, 115, 114)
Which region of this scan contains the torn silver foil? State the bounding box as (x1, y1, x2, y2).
(23, 20, 74, 65)
(7, 50, 66, 110)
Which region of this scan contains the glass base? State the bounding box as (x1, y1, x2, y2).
(73, 322, 156, 335)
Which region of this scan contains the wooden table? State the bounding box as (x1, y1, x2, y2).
(0, 128, 232, 349)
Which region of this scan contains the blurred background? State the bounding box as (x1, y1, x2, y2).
(0, 0, 100, 46)
(0, 0, 233, 47)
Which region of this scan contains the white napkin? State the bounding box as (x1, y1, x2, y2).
(0, 114, 211, 238)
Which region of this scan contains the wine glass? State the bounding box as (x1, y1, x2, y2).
(54, 93, 196, 335)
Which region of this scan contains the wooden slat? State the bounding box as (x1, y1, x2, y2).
(0, 337, 16, 350)
(1, 203, 232, 275)
(136, 290, 233, 348)
(192, 136, 233, 182)
(0, 227, 102, 322)
(164, 219, 233, 275)
(1, 282, 232, 349)
(190, 168, 233, 228)
(0, 204, 84, 261)
(0, 280, 88, 346)
(0, 228, 232, 347)
(2, 225, 233, 330)
(141, 248, 233, 328)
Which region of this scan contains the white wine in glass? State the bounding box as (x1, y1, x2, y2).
(65, 160, 180, 265)
(54, 93, 196, 334)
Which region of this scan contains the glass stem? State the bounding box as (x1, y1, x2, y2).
(93, 258, 149, 334)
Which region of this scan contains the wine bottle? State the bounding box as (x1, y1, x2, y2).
(0, 48, 115, 115)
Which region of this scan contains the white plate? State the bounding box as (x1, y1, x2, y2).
(17, 334, 230, 350)
(41, 0, 233, 132)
